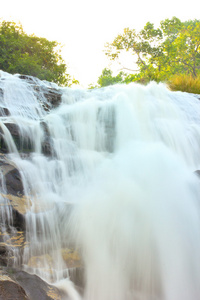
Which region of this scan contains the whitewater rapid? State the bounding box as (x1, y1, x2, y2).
(1, 71, 200, 299)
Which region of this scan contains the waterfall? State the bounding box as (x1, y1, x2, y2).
(1, 71, 200, 299)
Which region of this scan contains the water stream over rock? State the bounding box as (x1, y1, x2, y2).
(1, 71, 200, 299)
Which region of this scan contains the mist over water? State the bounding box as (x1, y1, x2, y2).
(1, 71, 200, 299)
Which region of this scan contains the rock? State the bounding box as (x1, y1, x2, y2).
(0, 122, 33, 154)
(0, 228, 26, 266)
(0, 73, 85, 298)
(0, 279, 29, 300)
(25, 247, 83, 288)
(0, 133, 8, 153)
(68, 267, 84, 290)
(18, 74, 37, 83)
(0, 107, 10, 116)
(0, 244, 6, 255)
(0, 154, 17, 175)
(1, 193, 29, 215)
(5, 168, 24, 197)
(41, 139, 53, 156)
(13, 270, 64, 300)
(43, 89, 62, 108)
(3, 123, 20, 137)
(0, 242, 7, 266)
(62, 248, 84, 288)
(0, 268, 65, 300)
(0, 122, 20, 153)
(0, 193, 27, 232)
(194, 170, 200, 177)
(61, 248, 81, 269)
(40, 122, 54, 156)
(0, 121, 54, 156)
(0, 155, 26, 230)
(0, 87, 3, 98)
(18, 74, 62, 109)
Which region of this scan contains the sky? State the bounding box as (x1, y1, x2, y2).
(1, 0, 200, 87)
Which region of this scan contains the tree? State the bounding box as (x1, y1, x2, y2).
(105, 17, 200, 83)
(93, 68, 145, 88)
(0, 21, 74, 86)
(96, 68, 126, 87)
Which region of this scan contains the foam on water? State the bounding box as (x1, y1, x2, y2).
(1, 72, 200, 299)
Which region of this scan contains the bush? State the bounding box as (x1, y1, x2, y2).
(167, 74, 200, 94)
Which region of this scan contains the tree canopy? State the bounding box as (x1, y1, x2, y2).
(97, 68, 125, 87)
(0, 21, 74, 86)
(102, 17, 200, 86)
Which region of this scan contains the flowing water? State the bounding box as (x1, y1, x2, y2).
(1, 71, 200, 299)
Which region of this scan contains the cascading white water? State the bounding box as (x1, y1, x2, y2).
(1, 71, 200, 299)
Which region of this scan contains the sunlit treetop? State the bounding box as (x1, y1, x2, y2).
(0, 20, 77, 86)
(104, 17, 200, 83)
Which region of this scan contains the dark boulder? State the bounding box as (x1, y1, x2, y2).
(43, 89, 62, 108)
(194, 170, 200, 177)
(1, 123, 33, 154)
(0, 121, 54, 156)
(13, 270, 65, 300)
(0, 268, 66, 300)
(0, 156, 26, 231)
(18, 74, 62, 109)
(0, 107, 10, 117)
(5, 168, 24, 197)
(0, 279, 29, 300)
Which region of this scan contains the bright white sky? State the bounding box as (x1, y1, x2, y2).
(1, 0, 200, 87)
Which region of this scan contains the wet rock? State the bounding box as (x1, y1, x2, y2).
(14, 270, 64, 300)
(5, 168, 24, 197)
(194, 170, 200, 177)
(69, 267, 84, 289)
(0, 122, 23, 153)
(18, 75, 36, 83)
(0, 228, 26, 266)
(41, 137, 54, 156)
(43, 89, 62, 108)
(0, 248, 7, 266)
(25, 247, 84, 289)
(1, 193, 29, 216)
(1, 122, 33, 154)
(0, 194, 27, 231)
(0, 244, 6, 255)
(18, 74, 62, 109)
(61, 248, 81, 269)
(0, 268, 65, 300)
(0, 107, 10, 117)
(0, 155, 26, 230)
(0, 279, 29, 300)
(4, 123, 20, 137)
(0, 154, 16, 175)
(0, 132, 8, 154)
(0, 241, 7, 266)
(0, 87, 3, 98)
(0, 121, 54, 156)
(12, 207, 26, 231)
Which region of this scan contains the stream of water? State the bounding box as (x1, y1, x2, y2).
(1, 71, 200, 299)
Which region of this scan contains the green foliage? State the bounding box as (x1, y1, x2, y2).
(97, 68, 126, 87)
(95, 68, 151, 88)
(0, 20, 74, 86)
(104, 17, 200, 86)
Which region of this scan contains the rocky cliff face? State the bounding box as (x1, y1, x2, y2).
(0, 73, 82, 299)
